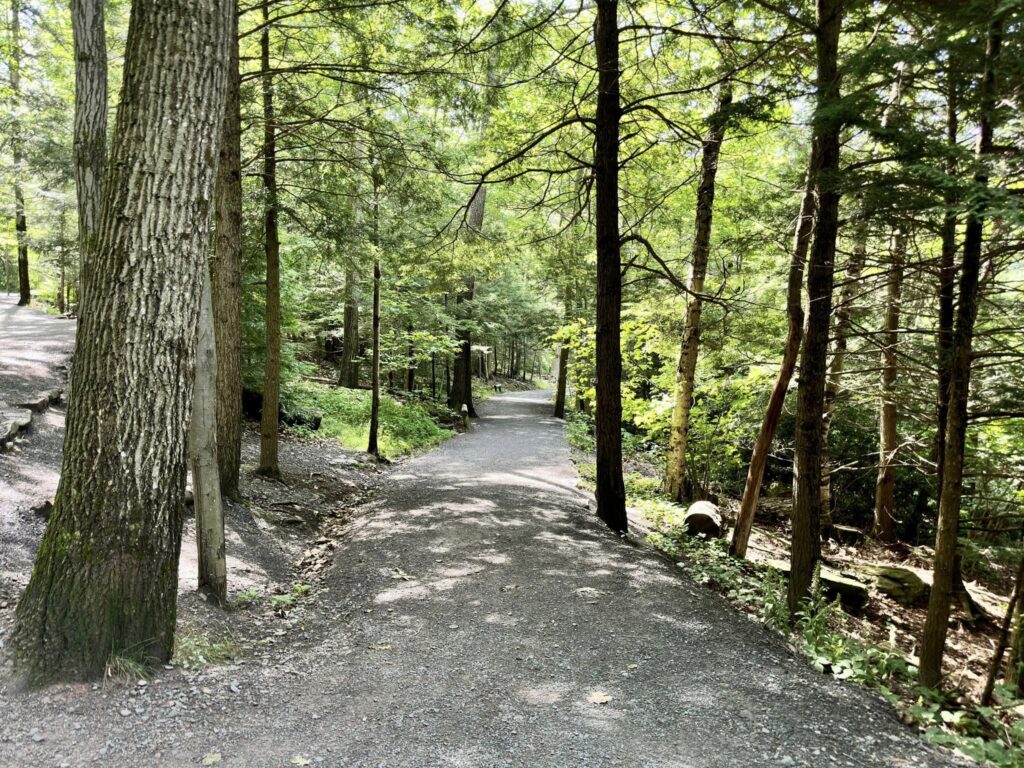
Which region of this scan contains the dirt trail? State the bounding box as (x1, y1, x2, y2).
(0, 301, 963, 766)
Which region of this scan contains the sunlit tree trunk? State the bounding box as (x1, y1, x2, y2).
(788, 0, 843, 618)
(664, 81, 732, 502)
(592, 0, 626, 532)
(257, 4, 282, 479)
(730, 154, 816, 559)
(213, 1, 243, 499)
(71, 0, 107, 314)
(919, 16, 1001, 688)
(873, 230, 904, 542)
(12, 0, 230, 683)
(190, 270, 227, 603)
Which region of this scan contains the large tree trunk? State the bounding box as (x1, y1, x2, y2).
(190, 270, 227, 603)
(730, 155, 817, 559)
(213, 2, 243, 499)
(257, 5, 281, 479)
(664, 82, 732, 502)
(10, 0, 29, 305)
(788, 0, 843, 618)
(919, 17, 1001, 688)
(71, 0, 107, 314)
(593, 0, 626, 532)
(820, 223, 866, 536)
(12, 0, 230, 683)
(873, 230, 904, 542)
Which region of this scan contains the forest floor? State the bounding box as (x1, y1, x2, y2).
(0, 298, 967, 767)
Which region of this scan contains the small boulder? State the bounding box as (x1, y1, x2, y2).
(852, 564, 928, 606)
(682, 500, 722, 538)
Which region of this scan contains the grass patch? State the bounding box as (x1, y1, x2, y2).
(288, 381, 452, 458)
(173, 630, 236, 670)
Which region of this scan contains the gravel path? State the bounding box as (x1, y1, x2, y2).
(0, 293, 75, 608)
(1, 376, 964, 766)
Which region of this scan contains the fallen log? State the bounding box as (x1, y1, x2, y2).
(683, 501, 722, 538)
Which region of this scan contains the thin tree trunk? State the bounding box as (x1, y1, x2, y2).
(13, 0, 230, 682)
(10, 0, 29, 305)
(190, 270, 227, 604)
(553, 345, 570, 418)
(593, 0, 626, 532)
(982, 557, 1024, 705)
(341, 266, 360, 387)
(664, 81, 732, 502)
(820, 223, 866, 536)
(1005, 580, 1024, 690)
(257, 5, 281, 479)
(730, 154, 817, 559)
(407, 322, 416, 392)
(71, 0, 107, 314)
(212, 1, 243, 498)
(367, 255, 381, 456)
(873, 231, 904, 542)
(367, 168, 382, 456)
(788, 0, 843, 618)
(919, 16, 1001, 688)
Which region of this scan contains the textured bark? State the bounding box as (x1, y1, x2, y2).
(9, 0, 29, 305)
(190, 270, 227, 603)
(12, 0, 230, 683)
(873, 231, 904, 542)
(257, 5, 281, 479)
(664, 82, 732, 503)
(820, 224, 866, 534)
(71, 0, 107, 312)
(919, 17, 1001, 688)
(212, 2, 243, 499)
(730, 153, 817, 559)
(788, 0, 843, 618)
(593, 0, 626, 532)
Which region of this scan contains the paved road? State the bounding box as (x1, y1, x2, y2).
(0, 387, 961, 767)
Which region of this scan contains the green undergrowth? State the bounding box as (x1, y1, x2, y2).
(640, 498, 1024, 767)
(287, 381, 452, 458)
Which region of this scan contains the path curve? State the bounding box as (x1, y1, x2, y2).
(0, 387, 962, 767)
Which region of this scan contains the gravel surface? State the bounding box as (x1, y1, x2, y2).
(1, 386, 967, 767)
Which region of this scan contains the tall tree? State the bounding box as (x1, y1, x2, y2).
(873, 230, 904, 542)
(9, 0, 29, 305)
(664, 81, 732, 503)
(70, 0, 107, 311)
(212, 0, 244, 499)
(730, 154, 816, 558)
(13, 0, 231, 682)
(919, 13, 1002, 688)
(592, 0, 626, 532)
(257, 3, 282, 479)
(788, 0, 844, 617)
